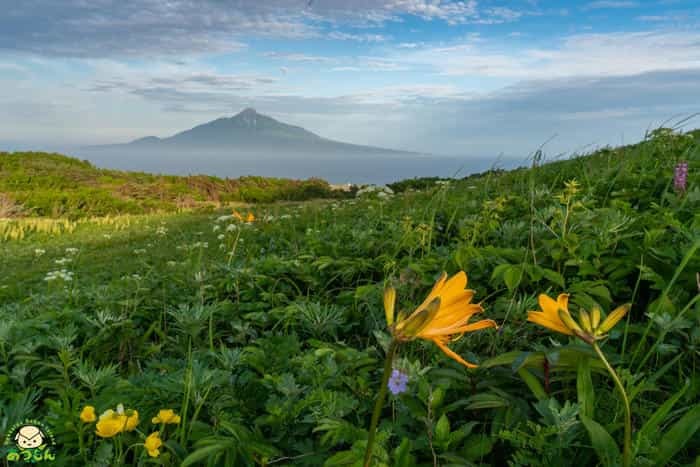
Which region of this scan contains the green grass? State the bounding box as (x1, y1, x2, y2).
(0, 151, 346, 219)
(0, 128, 699, 466)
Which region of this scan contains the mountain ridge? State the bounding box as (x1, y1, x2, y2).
(94, 108, 423, 156)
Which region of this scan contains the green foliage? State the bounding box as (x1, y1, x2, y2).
(0, 127, 698, 464)
(0, 151, 342, 219)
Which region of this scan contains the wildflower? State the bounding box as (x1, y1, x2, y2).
(103, 234, 112, 239)
(212, 225, 221, 232)
(34, 248, 46, 257)
(152, 409, 181, 425)
(387, 369, 409, 395)
(156, 226, 168, 236)
(144, 432, 163, 458)
(246, 212, 255, 223)
(79, 405, 97, 423)
(233, 211, 244, 221)
(54, 257, 72, 265)
(134, 249, 146, 255)
(527, 293, 630, 344)
(125, 410, 139, 431)
(226, 224, 238, 232)
(217, 234, 225, 240)
(95, 404, 138, 437)
(385, 271, 498, 368)
(674, 161, 688, 192)
(65, 247, 79, 255)
(95, 410, 126, 438)
(527, 294, 633, 467)
(44, 270, 73, 282)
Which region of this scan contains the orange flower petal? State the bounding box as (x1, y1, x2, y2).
(432, 338, 479, 368)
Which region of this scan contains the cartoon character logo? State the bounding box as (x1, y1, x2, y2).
(14, 425, 46, 449)
(3, 419, 56, 463)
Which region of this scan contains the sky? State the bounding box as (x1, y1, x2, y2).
(1, 0, 700, 158)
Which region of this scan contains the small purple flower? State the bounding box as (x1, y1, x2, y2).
(674, 161, 688, 193)
(388, 369, 409, 395)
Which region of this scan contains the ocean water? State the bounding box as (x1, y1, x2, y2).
(70, 147, 526, 185)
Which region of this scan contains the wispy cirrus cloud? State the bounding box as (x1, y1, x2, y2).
(389, 30, 700, 79)
(0, 0, 526, 58)
(583, 1, 639, 10)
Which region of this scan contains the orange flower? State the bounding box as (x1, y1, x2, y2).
(385, 271, 497, 368)
(528, 293, 630, 343)
(527, 293, 574, 336)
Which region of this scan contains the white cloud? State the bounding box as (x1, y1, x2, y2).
(263, 52, 337, 63)
(327, 31, 388, 42)
(391, 30, 700, 79)
(583, 1, 639, 10)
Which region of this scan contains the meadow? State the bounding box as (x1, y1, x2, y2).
(0, 127, 699, 466)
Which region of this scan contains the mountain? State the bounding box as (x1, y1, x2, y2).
(76, 108, 475, 184)
(103, 108, 417, 156)
(126, 108, 324, 148)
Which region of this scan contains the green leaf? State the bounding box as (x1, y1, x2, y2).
(654, 403, 700, 465)
(638, 380, 689, 445)
(465, 393, 509, 410)
(435, 414, 451, 444)
(393, 438, 414, 467)
(462, 434, 493, 462)
(541, 268, 566, 288)
(517, 367, 547, 401)
(580, 414, 621, 467)
(577, 357, 595, 419)
(503, 265, 523, 291)
(181, 444, 228, 467)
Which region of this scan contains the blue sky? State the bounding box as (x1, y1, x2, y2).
(1, 0, 699, 157)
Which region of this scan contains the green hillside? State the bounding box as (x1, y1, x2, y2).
(0, 127, 699, 466)
(0, 151, 340, 218)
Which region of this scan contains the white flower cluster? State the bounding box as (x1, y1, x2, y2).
(44, 269, 74, 282)
(356, 185, 395, 198)
(156, 226, 168, 236)
(55, 257, 72, 265)
(133, 249, 147, 255)
(226, 224, 238, 232)
(65, 247, 79, 255)
(34, 248, 46, 257)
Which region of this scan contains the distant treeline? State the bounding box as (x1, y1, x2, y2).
(0, 152, 348, 218)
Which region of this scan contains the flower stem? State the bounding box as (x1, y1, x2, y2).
(592, 343, 632, 467)
(363, 339, 399, 467)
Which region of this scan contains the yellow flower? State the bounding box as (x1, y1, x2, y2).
(79, 405, 97, 423)
(527, 293, 574, 336)
(246, 212, 255, 222)
(144, 432, 163, 458)
(528, 293, 630, 343)
(385, 271, 497, 368)
(125, 410, 139, 431)
(233, 210, 244, 221)
(95, 410, 127, 438)
(152, 409, 181, 425)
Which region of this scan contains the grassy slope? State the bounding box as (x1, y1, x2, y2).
(0, 128, 699, 465)
(0, 151, 340, 218)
